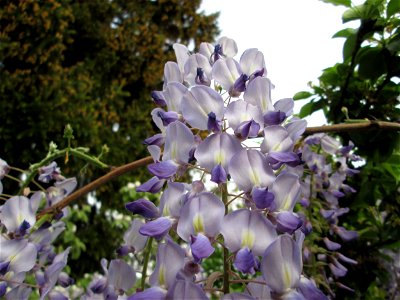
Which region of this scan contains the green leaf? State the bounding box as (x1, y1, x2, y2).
(357, 47, 387, 80)
(342, 3, 380, 23)
(343, 34, 357, 61)
(299, 100, 324, 118)
(332, 28, 357, 38)
(387, 33, 400, 53)
(321, 0, 351, 7)
(293, 91, 313, 100)
(387, 0, 400, 17)
(299, 101, 314, 118)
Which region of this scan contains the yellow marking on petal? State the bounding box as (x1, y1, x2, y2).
(272, 143, 282, 152)
(241, 229, 255, 249)
(163, 205, 170, 216)
(214, 152, 224, 165)
(159, 265, 166, 286)
(171, 144, 178, 160)
(193, 213, 204, 234)
(283, 264, 292, 289)
(281, 196, 291, 211)
(250, 170, 260, 186)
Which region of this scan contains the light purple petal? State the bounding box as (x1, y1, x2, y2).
(149, 240, 186, 289)
(226, 100, 263, 132)
(128, 287, 167, 300)
(195, 132, 242, 172)
(285, 119, 307, 142)
(221, 209, 277, 256)
(0, 196, 35, 233)
(229, 149, 275, 192)
(0, 238, 37, 274)
(159, 182, 188, 218)
(177, 192, 224, 241)
(212, 58, 241, 96)
(297, 276, 328, 300)
(222, 293, 255, 300)
(334, 226, 358, 241)
(261, 125, 293, 154)
(274, 98, 294, 116)
(166, 280, 208, 300)
(163, 82, 187, 113)
(323, 237, 341, 251)
(163, 121, 194, 164)
(240, 48, 265, 76)
(337, 253, 358, 265)
(123, 219, 148, 253)
(108, 259, 136, 292)
(271, 173, 301, 212)
(246, 278, 272, 299)
(173, 44, 190, 74)
(163, 61, 183, 85)
(184, 53, 212, 86)
(244, 77, 273, 113)
(182, 86, 224, 130)
(261, 235, 302, 293)
(218, 36, 238, 57)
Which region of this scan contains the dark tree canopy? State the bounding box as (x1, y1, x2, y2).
(0, 0, 219, 276)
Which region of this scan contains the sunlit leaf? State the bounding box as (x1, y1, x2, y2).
(293, 91, 313, 100)
(321, 0, 351, 7)
(343, 34, 357, 61)
(332, 28, 357, 38)
(387, 0, 400, 17)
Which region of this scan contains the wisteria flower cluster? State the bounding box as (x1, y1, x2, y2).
(0, 160, 76, 299)
(122, 36, 328, 299)
(0, 37, 360, 299)
(296, 134, 360, 295)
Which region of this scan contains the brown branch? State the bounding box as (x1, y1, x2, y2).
(36, 156, 154, 219)
(36, 121, 400, 219)
(304, 120, 400, 134)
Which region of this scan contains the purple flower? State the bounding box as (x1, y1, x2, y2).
(229, 149, 275, 192)
(136, 177, 165, 193)
(0, 196, 36, 233)
(125, 199, 159, 219)
(261, 235, 302, 294)
(38, 161, 64, 183)
(149, 240, 186, 289)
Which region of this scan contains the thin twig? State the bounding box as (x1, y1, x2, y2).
(304, 120, 400, 134)
(36, 156, 153, 219)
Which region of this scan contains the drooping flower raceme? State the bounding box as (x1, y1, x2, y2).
(0, 36, 360, 299)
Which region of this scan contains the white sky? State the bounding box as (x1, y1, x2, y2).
(200, 0, 359, 125)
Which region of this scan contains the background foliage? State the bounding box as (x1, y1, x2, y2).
(295, 0, 399, 298)
(0, 0, 219, 276)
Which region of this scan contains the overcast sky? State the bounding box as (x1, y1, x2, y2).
(200, 0, 360, 125)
